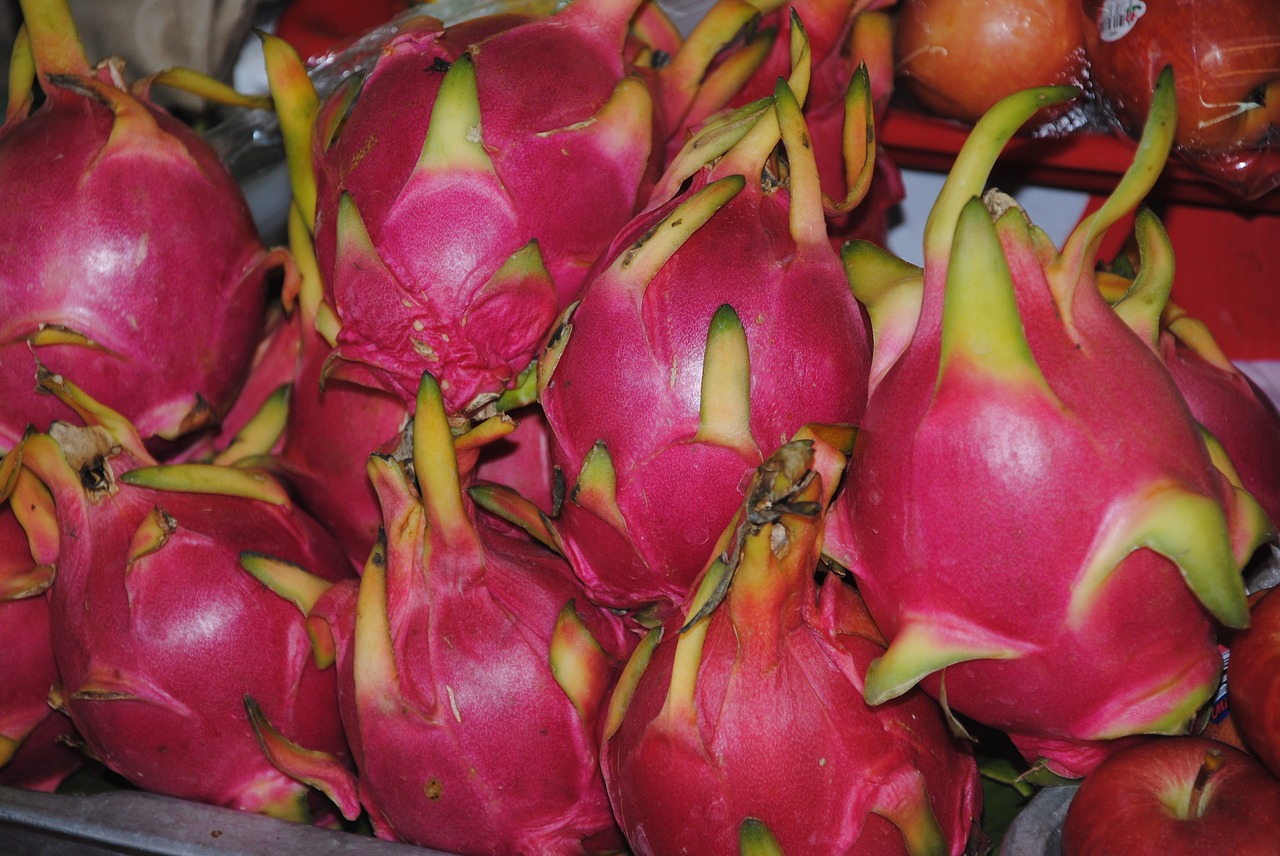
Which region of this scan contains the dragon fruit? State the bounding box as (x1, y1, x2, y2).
(1097, 247, 1280, 530)
(304, 372, 632, 854)
(826, 71, 1273, 777)
(659, 0, 904, 246)
(538, 37, 873, 614)
(295, 0, 657, 417)
(198, 35, 411, 570)
(0, 0, 284, 452)
(0, 455, 81, 792)
(1158, 304, 1280, 528)
(601, 430, 982, 855)
(13, 372, 358, 820)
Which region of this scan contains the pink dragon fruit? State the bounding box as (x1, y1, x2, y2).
(14, 372, 358, 820)
(0, 456, 81, 792)
(248, 30, 563, 566)
(1157, 304, 1280, 528)
(300, 372, 633, 854)
(538, 42, 873, 614)
(826, 70, 1273, 777)
(188, 39, 412, 569)
(601, 430, 982, 855)
(1097, 246, 1280, 531)
(0, 0, 285, 453)
(295, 0, 657, 416)
(659, 0, 905, 246)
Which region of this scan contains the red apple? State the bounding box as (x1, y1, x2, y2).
(1226, 585, 1280, 778)
(1062, 736, 1280, 855)
(1082, 0, 1280, 194)
(894, 0, 1090, 125)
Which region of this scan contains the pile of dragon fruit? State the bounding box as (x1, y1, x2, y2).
(4, 0, 1280, 853)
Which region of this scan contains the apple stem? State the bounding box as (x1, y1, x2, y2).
(1187, 748, 1224, 819)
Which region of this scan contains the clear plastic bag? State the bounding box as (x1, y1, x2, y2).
(1082, 0, 1280, 200)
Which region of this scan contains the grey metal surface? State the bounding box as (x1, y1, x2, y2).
(1000, 785, 1079, 856)
(0, 786, 452, 856)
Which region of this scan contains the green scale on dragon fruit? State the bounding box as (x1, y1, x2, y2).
(267, 371, 636, 855)
(600, 429, 982, 856)
(12, 372, 359, 822)
(536, 25, 875, 618)
(307, 0, 657, 416)
(0, 0, 286, 455)
(823, 68, 1275, 779)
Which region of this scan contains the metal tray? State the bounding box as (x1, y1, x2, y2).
(0, 786, 451, 856)
(1000, 785, 1079, 856)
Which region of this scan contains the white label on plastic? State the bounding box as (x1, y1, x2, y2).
(1098, 0, 1147, 42)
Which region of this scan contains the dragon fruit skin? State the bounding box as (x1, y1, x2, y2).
(0, 469, 81, 792)
(827, 74, 1272, 776)
(539, 56, 872, 613)
(601, 433, 981, 856)
(0, 589, 81, 793)
(304, 0, 656, 415)
(0, 0, 281, 452)
(278, 317, 409, 568)
(319, 372, 631, 854)
(14, 374, 357, 820)
(1095, 264, 1280, 529)
(1157, 307, 1280, 527)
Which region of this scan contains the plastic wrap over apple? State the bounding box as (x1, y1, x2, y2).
(1083, 0, 1280, 200)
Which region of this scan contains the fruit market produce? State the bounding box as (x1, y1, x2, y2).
(894, 0, 1091, 130)
(1155, 303, 1280, 528)
(251, 0, 665, 566)
(285, 373, 635, 854)
(307, 0, 655, 411)
(656, 0, 905, 246)
(1060, 736, 1280, 855)
(538, 46, 874, 615)
(0, 0, 287, 454)
(13, 373, 358, 821)
(1224, 585, 1280, 779)
(1082, 0, 1280, 200)
(824, 69, 1273, 779)
(0, 461, 79, 792)
(1096, 243, 1280, 577)
(4, 0, 1280, 853)
(601, 433, 981, 855)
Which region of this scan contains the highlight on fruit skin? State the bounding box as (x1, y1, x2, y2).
(1061, 736, 1280, 855)
(0, 0, 287, 455)
(826, 68, 1274, 779)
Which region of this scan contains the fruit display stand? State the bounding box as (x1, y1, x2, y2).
(880, 108, 1280, 363)
(7, 0, 1279, 852)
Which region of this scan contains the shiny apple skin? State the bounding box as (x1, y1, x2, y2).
(895, 0, 1090, 124)
(1082, 0, 1280, 154)
(1062, 736, 1280, 856)
(1227, 585, 1280, 779)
